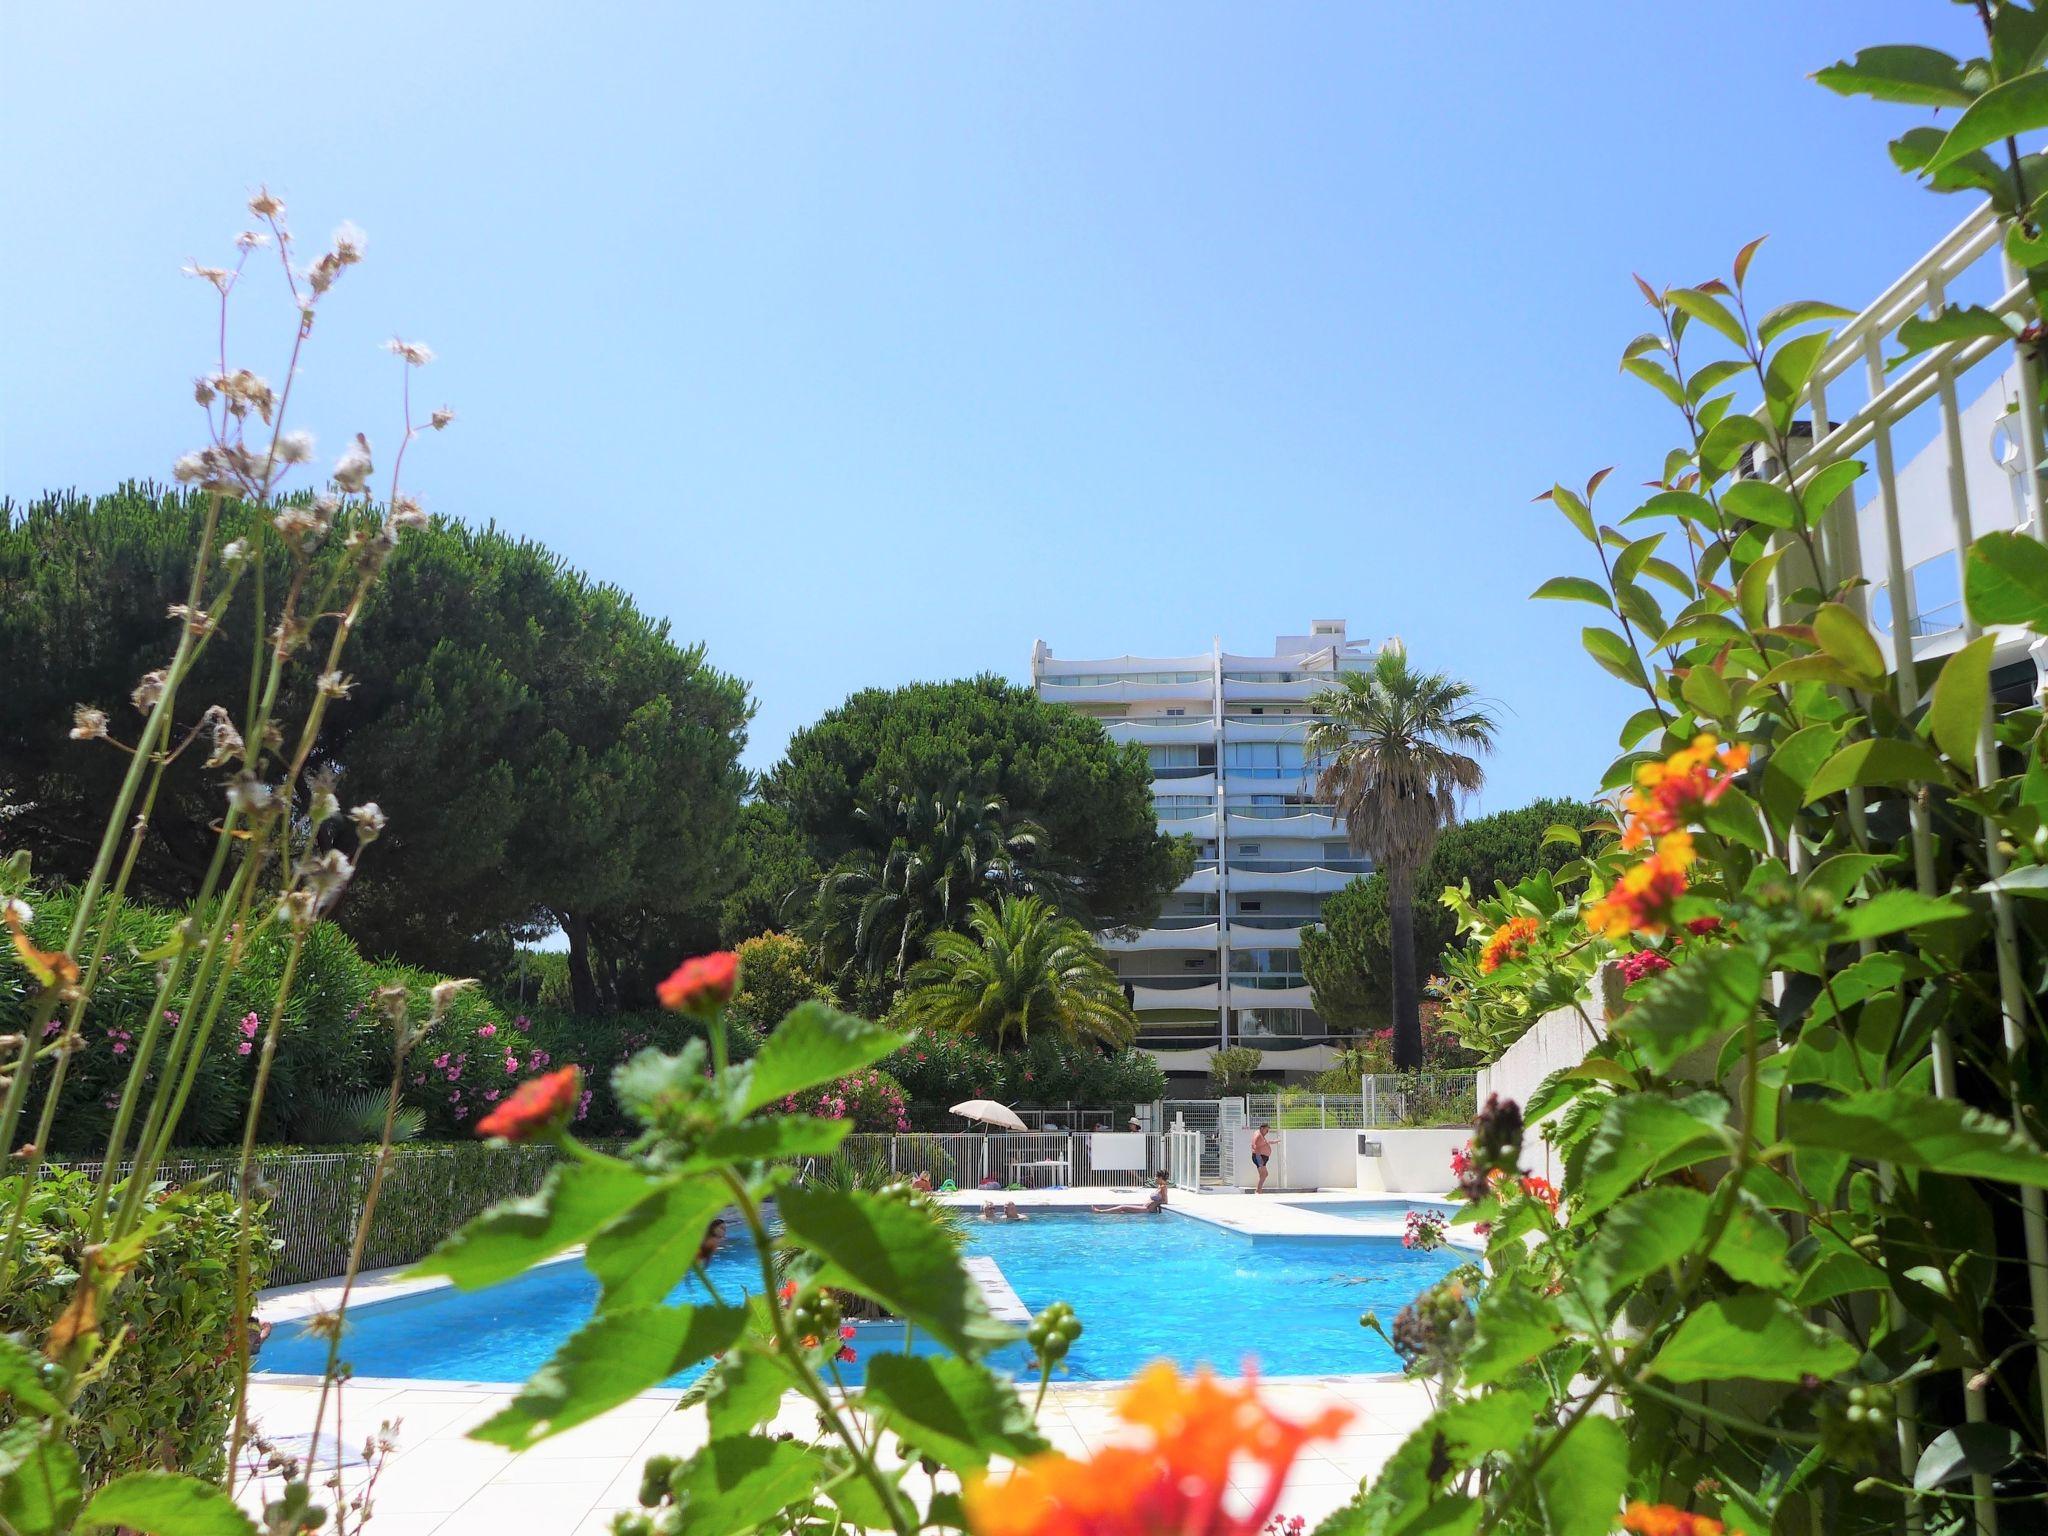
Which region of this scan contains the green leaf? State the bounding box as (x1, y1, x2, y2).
(1570, 1092, 1731, 1216)
(1530, 576, 1613, 612)
(1622, 356, 1686, 408)
(862, 1354, 1051, 1472)
(1581, 1186, 1709, 1307)
(1652, 1293, 1858, 1384)
(1612, 534, 1662, 588)
(1711, 1195, 1794, 1291)
(1928, 632, 1995, 765)
(82, 1474, 258, 1536)
(1812, 602, 1885, 681)
(1759, 655, 1866, 690)
(1833, 889, 1969, 942)
(1618, 707, 1667, 749)
(473, 1304, 747, 1449)
(583, 1175, 729, 1312)
(686, 1115, 851, 1167)
(1680, 666, 1733, 721)
(1668, 287, 1749, 349)
(1765, 333, 1831, 421)
(735, 1001, 903, 1115)
(0, 1336, 61, 1417)
(1800, 458, 1864, 520)
(1700, 413, 1770, 478)
(1736, 545, 1789, 627)
(1928, 73, 2048, 172)
(1661, 614, 1748, 648)
(1617, 947, 1763, 1073)
(1582, 627, 1647, 688)
(1761, 300, 1857, 347)
(664, 1438, 825, 1536)
(1542, 485, 1599, 544)
(412, 1160, 658, 1291)
(1965, 530, 2048, 629)
(1625, 490, 1720, 527)
(1540, 822, 1583, 850)
(0, 1427, 81, 1536)
(1783, 1090, 2048, 1186)
(1722, 480, 1802, 531)
(1464, 1284, 1568, 1386)
(777, 1186, 1003, 1353)
(1981, 863, 2048, 899)
(1895, 305, 2017, 361)
(1803, 738, 1949, 804)
(1687, 357, 1750, 402)
(705, 1347, 795, 1440)
(1814, 46, 1973, 109)
(1535, 1416, 1629, 1536)
(1914, 1424, 2023, 1491)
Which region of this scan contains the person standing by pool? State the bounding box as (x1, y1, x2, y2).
(1251, 1123, 1274, 1194)
(1093, 1171, 1169, 1215)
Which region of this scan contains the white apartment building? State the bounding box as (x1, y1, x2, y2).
(1030, 619, 1379, 1081)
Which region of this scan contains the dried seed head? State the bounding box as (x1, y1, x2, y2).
(316, 670, 355, 699)
(200, 706, 245, 769)
(308, 768, 340, 827)
(193, 377, 217, 407)
(332, 434, 374, 495)
(167, 603, 216, 637)
(248, 187, 284, 220)
(275, 429, 316, 465)
(226, 771, 276, 816)
(221, 539, 248, 564)
(332, 221, 367, 265)
(182, 263, 234, 293)
(294, 848, 356, 914)
(69, 706, 109, 742)
(350, 803, 387, 843)
(429, 406, 455, 431)
(388, 495, 428, 530)
(131, 670, 168, 714)
(235, 230, 271, 251)
(429, 978, 476, 1023)
(3, 898, 32, 927)
(383, 338, 435, 367)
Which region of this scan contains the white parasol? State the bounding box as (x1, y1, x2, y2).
(949, 1098, 1028, 1132)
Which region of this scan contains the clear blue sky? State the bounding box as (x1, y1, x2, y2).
(1, 2, 1981, 812)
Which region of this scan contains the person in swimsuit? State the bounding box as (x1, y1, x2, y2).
(697, 1217, 727, 1265)
(1094, 1171, 1170, 1215)
(1251, 1123, 1274, 1194)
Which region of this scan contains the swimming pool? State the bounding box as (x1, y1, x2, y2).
(258, 1208, 1455, 1385)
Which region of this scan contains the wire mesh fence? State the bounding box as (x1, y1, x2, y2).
(1244, 1074, 1477, 1131)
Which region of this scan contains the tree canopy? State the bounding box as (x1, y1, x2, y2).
(766, 675, 1191, 936)
(1300, 796, 1596, 1036)
(1, 485, 751, 1003)
(897, 894, 1135, 1051)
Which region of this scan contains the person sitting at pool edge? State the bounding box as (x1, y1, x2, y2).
(1093, 1171, 1169, 1215)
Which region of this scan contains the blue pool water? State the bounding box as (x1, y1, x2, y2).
(258, 1209, 1455, 1385)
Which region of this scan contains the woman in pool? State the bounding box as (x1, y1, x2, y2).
(697, 1217, 727, 1265)
(1251, 1123, 1274, 1194)
(1003, 1200, 1028, 1221)
(1093, 1171, 1169, 1215)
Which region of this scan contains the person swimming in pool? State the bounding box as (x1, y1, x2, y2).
(1251, 1123, 1274, 1194)
(1003, 1200, 1028, 1221)
(697, 1217, 727, 1265)
(1093, 1171, 1169, 1215)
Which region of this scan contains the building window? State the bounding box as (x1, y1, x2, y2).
(1238, 900, 1262, 912)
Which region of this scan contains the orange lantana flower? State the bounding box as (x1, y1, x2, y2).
(1621, 1503, 1725, 1536)
(1620, 734, 1749, 850)
(475, 1065, 581, 1141)
(1585, 832, 1695, 941)
(1478, 915, 1539, 975)
(657, 951, 740, 1015)
(965, 1363, 1349, 1536)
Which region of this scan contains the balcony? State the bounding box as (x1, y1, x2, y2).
(1223, 808, 1338, 838)
(1222, 715, 1327, 741)
(1177, 863, 1221, 895)
(1227, 864, 1361, 895)
(1229, 980, 1314, 1010)
(1038, 678, 1211, 706)
(1155, 810, 1216, 839)
(1222, 676, 1325, 703)
(1130, 981, 1221, 1011)
(1223, 921, 1306, 947)
(1104, 717, 1217, 746)
(1149, 772, 1216, 796)
(1100, 923, 1221, 950)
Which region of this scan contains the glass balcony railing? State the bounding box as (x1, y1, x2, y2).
(1226, 803, 1335, 818)
(1149, 914, 1221, 928)
(1150, 764, 1217, 779)
(1228, 974, 1308, 990)
(1119, 974, 1221, 989)
(1229, 913, 1317, 929)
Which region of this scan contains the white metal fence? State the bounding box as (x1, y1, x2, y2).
(828, 1132, 1181, 1190)
(1240, 1075, 1477, 1132)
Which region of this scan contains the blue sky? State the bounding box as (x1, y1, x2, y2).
(1, 2, 1983, 812)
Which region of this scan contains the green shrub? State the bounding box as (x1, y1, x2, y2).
(1207, 1045, 1264, 1095)
(0, 1169, 271, 1490)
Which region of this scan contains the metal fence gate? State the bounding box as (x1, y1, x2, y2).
(1158, 1099, 1227, 1182)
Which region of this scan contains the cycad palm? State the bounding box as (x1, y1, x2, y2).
(1305, 649, 1497, 1069)
(800, 783, 1080, 996)
(898, 895, 1134, 1051)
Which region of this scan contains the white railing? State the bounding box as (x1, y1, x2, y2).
(1164, 1129, 1203, 1191)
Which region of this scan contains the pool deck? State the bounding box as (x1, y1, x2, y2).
(245, 1184, 1442, 1535)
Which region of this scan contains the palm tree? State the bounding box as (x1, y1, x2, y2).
(1305, 649, 1498, 1070)
(897, 895, 1135, 1051)
(799, 782, 1081, 998)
